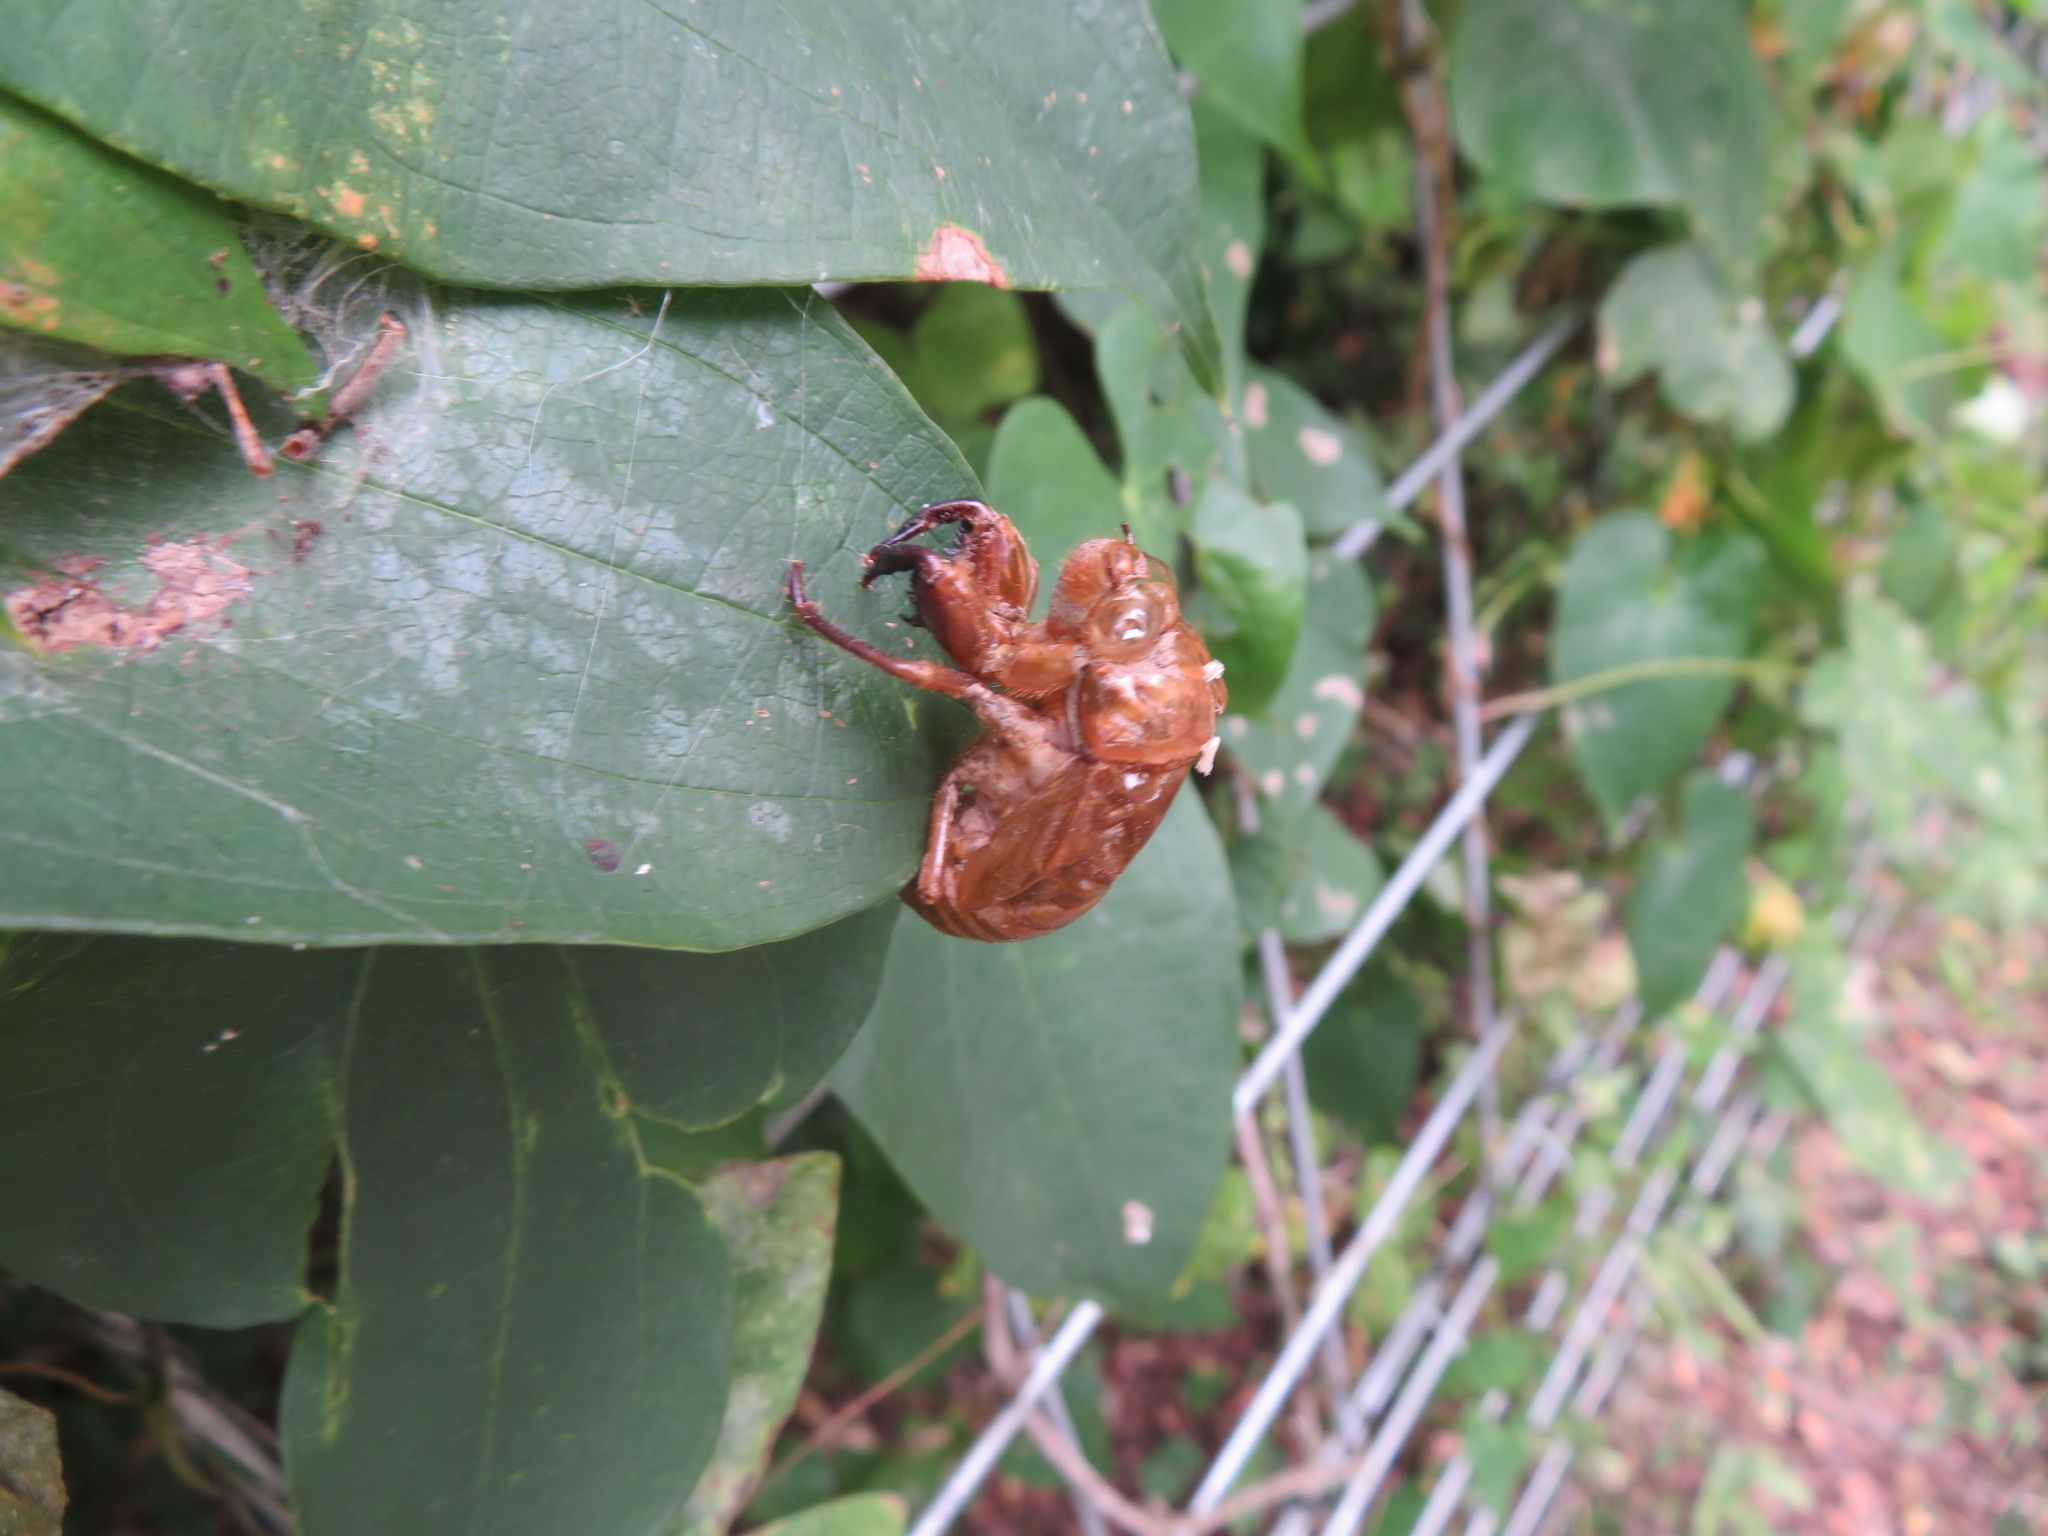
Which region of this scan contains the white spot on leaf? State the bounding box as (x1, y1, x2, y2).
(1122, 1200, 1153, 1244)
(1297, 426, 1343, 466)
(1312, 675, 1365, 710)
(746, 801, 793, 840)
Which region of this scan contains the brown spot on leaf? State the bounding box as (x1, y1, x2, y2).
(913, 224, 1009, 287)
(585, 837, 622, 873)
(0, 280, 58, 330)
(6, 539, 254, 655)
(713, 1159, 794, 1210)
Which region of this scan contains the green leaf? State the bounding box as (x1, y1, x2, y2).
(1459, 1409, 1530, 1518)
(883, 286, 1042, 428)
(0, 934, 344, 1327)
(0, 1389, 65, 1536)
(577, 902, 898, 1128)
(0, 2, 1219, 385)
(832, 790, 1240, 1310)
(1188, 481, 1308, 716)
(0, 94, 313, 391)
(0, 917, 890, 1529)
(1626, 771, 1754, 1020)
(1242, 363, 1391, 540)
(1485, 1204, 1571, 1286)
(1599, 244, 1793, 443)
(1224, 554, 1376, 813)
(1450, 0, 1770, 276)
(1551, 513, 1764, 827)
(1153, 0, 1318, 176)
(986, 398, 1128, 619)
(1230, 802, 1385, 945)
(0, 286, 973, 949)
(280, 948, 734, 1536)
(1443, 1327, 1544, 1395)
(674, 1156, 840, 1536)
(831, 1265, 970, 1386)
(748, 1495, 907, 1536)
(1301, 961, 1422, 1146)
(1169, 1169, 1261, 1292)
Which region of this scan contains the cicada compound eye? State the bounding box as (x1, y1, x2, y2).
(1085, 580, 1177, 661)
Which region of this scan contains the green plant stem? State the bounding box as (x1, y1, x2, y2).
(1479, 657, 1798, 722)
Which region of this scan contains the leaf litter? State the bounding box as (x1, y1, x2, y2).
(1588, 912, 2048, 1535)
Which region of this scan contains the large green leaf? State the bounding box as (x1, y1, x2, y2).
(280, 947, 733, 1536)
(1625, 771, 1752, 1020)
(673, 1156, 840, 1536)
(1154, 0, 1318, 178)
(1550, 513, 1763, 827)
(0, 94, 313, 391)
(1187, 481, 1308, 716)
(0, 286, 973, 949)
(0, 1, 1218, 385)
(1449, 0, 1770, 276)
(0, 934, 345, 1327)
(0, 1389, 65, 1536)
(1599, 244, 1793, 443)
(832, 790, 1240, 1310)
(1223, 555, 1377, 813)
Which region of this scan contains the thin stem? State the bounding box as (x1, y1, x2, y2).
(760, 1309, 982, 1490)
(1478, 657, 1797, 722)
(0, 1359, 140, 1405)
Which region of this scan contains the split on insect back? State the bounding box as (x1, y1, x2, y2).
(788, 499, 1226, 943)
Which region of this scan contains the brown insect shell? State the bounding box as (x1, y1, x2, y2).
(1035, 537, 1226, 766)
(1070, 623, 1222, 765)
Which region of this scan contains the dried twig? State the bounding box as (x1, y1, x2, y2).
(281, 313, 406, 461)
(153, 360, 273, 476)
